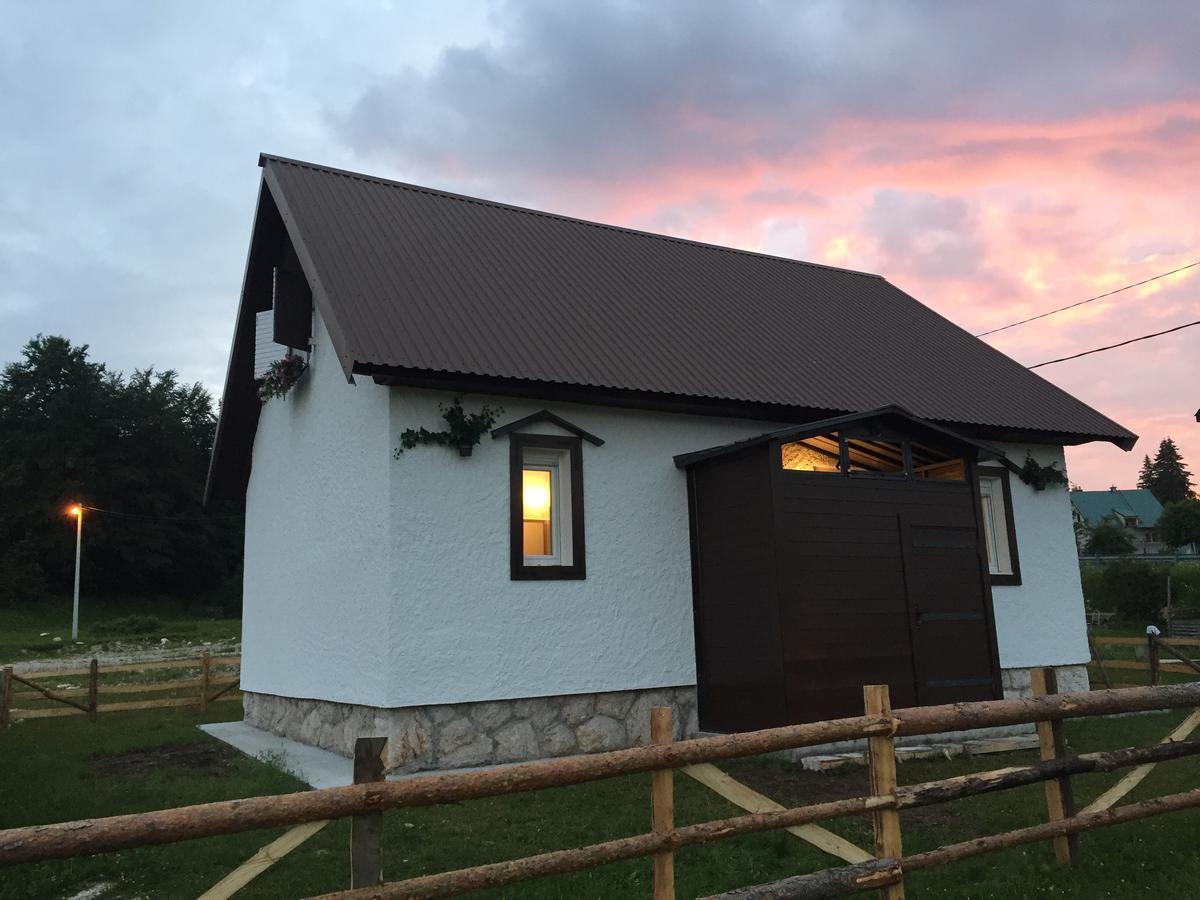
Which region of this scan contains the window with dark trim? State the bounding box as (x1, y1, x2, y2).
(509, 433, 586, 580)
(978, 466, 1021, 586)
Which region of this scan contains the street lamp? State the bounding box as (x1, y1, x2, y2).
(66, 504, 83, 640)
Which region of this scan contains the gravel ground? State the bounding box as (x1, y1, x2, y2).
(11, 638, 241, 675)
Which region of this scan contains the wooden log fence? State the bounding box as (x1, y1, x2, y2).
(0, 655, 241, 724)
(1086, 631, 1200, 687)
(3, 678, 1200, 899)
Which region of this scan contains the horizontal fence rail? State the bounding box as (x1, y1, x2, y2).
(709, 789, 1200, 900)
(2, 681, 1200, 871)
(0, 653, 241, 725)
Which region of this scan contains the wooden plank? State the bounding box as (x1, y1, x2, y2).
(10, 692, 242, 720)
(1081, 708, 1200, 815)
(1087, 660, 1200, 675)
(9, 673, 90, 712)
(1156, 638, 1200, 676)
(18, 655, 240, 679)
(1093, 636, 1200, 647)
(651, 707, 675, 900)
(350, 737, 387, 889)
(0, 666, 11, 728)
(197, 819, 330, 900)
(1087, 631, 1112, 689)
(864, 685, 904, 899)
(87, 659, 98, 723)
(682, 763, 872, 864)
(200, 651, 211, 715)
(13, 678, 236, 700)
(1030, 669, 1078, 865)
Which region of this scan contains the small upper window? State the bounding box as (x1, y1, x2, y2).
(510, 434, 585, 580)
(781, 433, 842, 472)
(911, 441, 966, 481)
(844, 438, 905, 476)
(979, 467, 1021, 585)
(1122, 516, 1139, 528)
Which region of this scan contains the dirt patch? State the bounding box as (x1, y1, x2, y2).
(722, 760, 965, 830)
(90, 741, 242, 778)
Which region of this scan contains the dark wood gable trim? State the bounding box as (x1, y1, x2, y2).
(492, 410, 605, 446)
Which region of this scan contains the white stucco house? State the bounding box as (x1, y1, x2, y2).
(206, 155, 1137, 771)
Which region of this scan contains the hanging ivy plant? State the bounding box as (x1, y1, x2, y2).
(394, 398, 503, 458)
(258, 353, 308, 402)
(1016, 454, 1068, 491)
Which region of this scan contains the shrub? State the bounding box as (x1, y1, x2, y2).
(1080, 560, 1166, 624)
(1168, 563, 1200, 618)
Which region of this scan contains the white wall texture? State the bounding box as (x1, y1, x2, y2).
(381, 391, 787, 707)
(241, 313, 394, 705)
(241, 312, 1092, 708)
(989, 442, 1091, 669)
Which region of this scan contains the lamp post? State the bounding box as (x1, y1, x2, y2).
(67, 504, 83, 641)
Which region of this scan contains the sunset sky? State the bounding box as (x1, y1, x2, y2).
(2, 2, 1196, 489)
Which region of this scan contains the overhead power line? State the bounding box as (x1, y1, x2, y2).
(1028, 319, 1200, 369)
(80, 505, 240, 523)
(976, 259, 1200, 337)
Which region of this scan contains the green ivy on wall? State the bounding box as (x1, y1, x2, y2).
(394, 398, 503, 458)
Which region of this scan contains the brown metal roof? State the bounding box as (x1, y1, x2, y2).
(258, 154, 1133, 450)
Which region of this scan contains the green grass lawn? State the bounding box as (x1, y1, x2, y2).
(2, 706, 1199, 899)
(0, 597, 240, 665)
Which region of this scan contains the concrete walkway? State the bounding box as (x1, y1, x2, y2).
(200, 721, 356, 789)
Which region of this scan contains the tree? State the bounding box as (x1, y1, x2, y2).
(1084, 515, 1136, 556)
(0, 335, 242, 606)
(1159, 499, 1200, 551)
(1140, 438, 1195, 505)
(1137, 455, 1155, 491)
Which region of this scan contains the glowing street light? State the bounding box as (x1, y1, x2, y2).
(66, 504, 83, 640)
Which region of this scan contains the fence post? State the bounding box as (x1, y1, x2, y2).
(199, 650, 211, 715)
(1087, 629, 1112, 689)
(0, 666, 12, 728)
(87, 659, 99, 723)
(864, 684, 904, 899)
(1147, 627, 1161, 686)
(1030, 667, 1079, 865)
(650, 706, 675, 900)
(350, 736, 387, 889)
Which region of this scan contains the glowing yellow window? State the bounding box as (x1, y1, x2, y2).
(522, 467, 554, 557)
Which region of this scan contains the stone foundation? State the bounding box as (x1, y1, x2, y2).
(243, 685, 699, 773)
(244, 665, 1089, 772)
(772, 664, 1092, 759)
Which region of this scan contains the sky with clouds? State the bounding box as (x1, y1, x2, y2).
(2, 1, 1197, 489)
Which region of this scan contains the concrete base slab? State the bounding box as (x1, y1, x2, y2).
(201, 721, 356, 789)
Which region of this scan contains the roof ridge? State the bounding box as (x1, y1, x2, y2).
(258, 152, 885, 280)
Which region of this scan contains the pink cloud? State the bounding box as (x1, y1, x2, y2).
(572, 103, 1199, 489)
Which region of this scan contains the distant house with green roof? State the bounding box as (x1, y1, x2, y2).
(1071, 487, 1165, 555)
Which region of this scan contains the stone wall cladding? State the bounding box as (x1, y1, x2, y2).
(243, 686, 699, 773)
(243, 666, 1090, 771)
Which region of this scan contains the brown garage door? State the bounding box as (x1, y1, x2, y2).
(775, 475, 1001, 724)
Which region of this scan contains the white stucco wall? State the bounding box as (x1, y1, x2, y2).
(241, 317, 1090, 707)
(381, 391, 784, 707)
(241, 313, 394, 705)
(989, 442, 1091, 669)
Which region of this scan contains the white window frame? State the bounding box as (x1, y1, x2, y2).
(521, 449, 574, 567)
(979, 473, 1015, 578)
